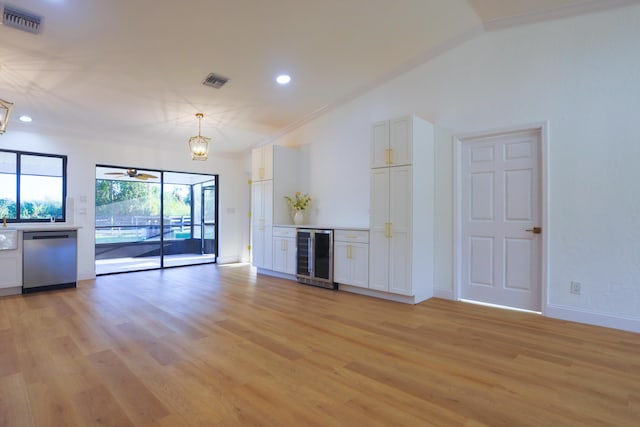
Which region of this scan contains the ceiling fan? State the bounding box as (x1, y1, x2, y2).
(104, 169, 158, 180)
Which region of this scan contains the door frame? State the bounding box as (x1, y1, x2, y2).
(453, 122, 549, 314)
(200, 184, 217, 255)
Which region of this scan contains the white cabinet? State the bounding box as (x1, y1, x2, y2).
(251, 180, 273, 269)
(0, 234, 22, 295)
(250, 146, 302, 271)
(371, 117, 413, 168)
(369, 115, 435, 303)
(334, 229, 369, 288)
(252, 145, 274, 181)
(272, 227, 296, 275)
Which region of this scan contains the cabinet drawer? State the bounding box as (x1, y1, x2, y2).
(334, 229, 369, 244)
(272, 227, 297, 238)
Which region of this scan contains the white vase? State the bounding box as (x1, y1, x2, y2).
(293, 210, 304, 225)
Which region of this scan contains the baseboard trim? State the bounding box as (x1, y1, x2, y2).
(256, 268, 297, 281)
(545, 304, 640, 333)
(0, 286, 21, 297)
(217, 256, 240, 264)
(339, 285, 419, 304)
(433, 288, 455, 300)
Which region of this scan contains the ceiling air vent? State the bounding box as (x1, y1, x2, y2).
(2, 6, 42, 34)
(202, 73, 229, 89)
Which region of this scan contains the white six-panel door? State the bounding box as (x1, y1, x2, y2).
(460, 129, 542, 311)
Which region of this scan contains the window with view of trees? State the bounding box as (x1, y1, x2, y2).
(0, 150, 66, 222)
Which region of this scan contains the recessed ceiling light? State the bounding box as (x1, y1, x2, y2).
(276, 74, 291, 85)
(19, 115, 33, 122)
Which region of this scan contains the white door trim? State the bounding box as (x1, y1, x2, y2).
(453, 122, 549, 314)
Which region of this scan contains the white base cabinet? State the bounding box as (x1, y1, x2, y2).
(333, 229, 369, 288)
(0, 233, 22, 296)
(272, 227, 296, 275)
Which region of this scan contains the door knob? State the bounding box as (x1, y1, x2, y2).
(525, 227, 542, 234)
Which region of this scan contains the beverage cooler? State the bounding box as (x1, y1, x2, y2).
(296, 228, 336, 289)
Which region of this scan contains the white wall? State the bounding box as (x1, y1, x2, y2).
(1, 130, 249, 280)
(273, 5, 640, 329)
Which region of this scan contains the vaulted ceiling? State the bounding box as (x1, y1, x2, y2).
(1, 0, 635, 155)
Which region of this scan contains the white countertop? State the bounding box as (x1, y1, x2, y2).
(3, 224, 82, 232)
(273, 224, 369, 231)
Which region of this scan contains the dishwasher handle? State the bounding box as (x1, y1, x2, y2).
(24, 231, 77, 241)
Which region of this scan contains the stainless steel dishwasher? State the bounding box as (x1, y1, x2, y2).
(23, 230, 77, 293)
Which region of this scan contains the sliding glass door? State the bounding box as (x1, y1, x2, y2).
(95, 167, 162, 274)
(162, 173, 217, 268)
(95, 166, 217, 275)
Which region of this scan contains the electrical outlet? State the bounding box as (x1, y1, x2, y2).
(570, 281, 582, 295)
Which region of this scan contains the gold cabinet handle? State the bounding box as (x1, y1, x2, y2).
(526, 227, 542, 234)
(347, 245, 352, 259)
(384, 148, 393, 165)
(384, 223, 393, 238)
(388, 148, 393, 165)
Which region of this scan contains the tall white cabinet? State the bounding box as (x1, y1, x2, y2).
(369, 115, 435, 303)
(251, 145, 300, 272)
(251, 180, 273, 269)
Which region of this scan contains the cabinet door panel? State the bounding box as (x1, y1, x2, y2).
(263, 146, 273, 181)
(371, 121, 389, 168)
(369, 229, 389, 291)
(251, 181, 273, 270)
(370, 169, 389, 228)
(0, 255, 19, 287)
(333, 242, 350, 285)
(350, 243, 369, 288)
(389, 230, 411, 295)
(389, 166, 412, 294)
(369, 168, 390, 290)
(251, 146, 274, 181)
(284, 237, 296, 274)
(251, 148, 263, 181)
(390, 117, 412, 166)
(251, 182, 264, 220)
(272, 236, 295, 274)
(272, 237, 286, 273)
(263, 181, 273, 225)
(389, 166, 411, 231)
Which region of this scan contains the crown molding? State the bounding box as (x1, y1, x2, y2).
(482, 0, 640, 31)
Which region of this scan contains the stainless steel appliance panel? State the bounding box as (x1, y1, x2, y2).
(296, 228, 335, 289)
(23, 230, 77, 293)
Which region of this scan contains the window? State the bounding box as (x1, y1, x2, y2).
(0, 149, 67, 222)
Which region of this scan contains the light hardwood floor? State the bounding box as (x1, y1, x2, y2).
(1, 263, 638, 426)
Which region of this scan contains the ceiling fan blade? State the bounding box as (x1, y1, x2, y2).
(137, 173, 158, 179)
(104, 172, 126, 175)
